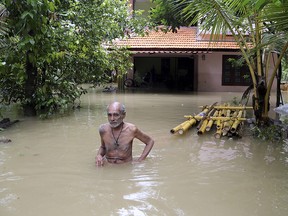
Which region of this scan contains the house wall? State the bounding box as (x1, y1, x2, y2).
(197, 52, 248, 92)
(197, 52, 277, 92)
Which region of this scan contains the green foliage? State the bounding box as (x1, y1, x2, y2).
(231, 97, 240, 105)
(0, 0, 146, 116)
(150, 0, 192, 32)
(251, 124, 287, 143)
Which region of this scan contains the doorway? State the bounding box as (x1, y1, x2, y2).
(134, 56, 195, 91)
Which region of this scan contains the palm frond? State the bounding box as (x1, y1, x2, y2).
(0, 3, 9, 51)
(262, 1, 288, 33)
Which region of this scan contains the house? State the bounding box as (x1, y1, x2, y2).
(116, 26, 252, 92)
(115, 0, 276, 92)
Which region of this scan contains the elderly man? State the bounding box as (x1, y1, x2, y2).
(95, 102, 154, 166)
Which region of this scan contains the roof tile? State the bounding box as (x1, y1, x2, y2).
(115, 27, 240, 51)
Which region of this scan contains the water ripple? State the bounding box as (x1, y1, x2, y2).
(0, 171, 23, 183)
(0, 193, 18, 207)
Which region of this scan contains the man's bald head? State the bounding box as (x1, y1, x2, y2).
(107, 102, 126, 114)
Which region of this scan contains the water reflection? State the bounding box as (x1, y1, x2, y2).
(0, 90, 288, 216)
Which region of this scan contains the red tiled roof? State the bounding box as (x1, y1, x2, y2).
(114, 27, 241, 52)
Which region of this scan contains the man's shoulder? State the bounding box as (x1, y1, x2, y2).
(99, 123, 109, 134)
(124, 122, 137, 132)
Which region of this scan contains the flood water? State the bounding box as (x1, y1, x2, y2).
(1, 88, 288, 216)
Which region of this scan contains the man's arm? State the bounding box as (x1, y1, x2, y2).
(96, 125, 106, 166)
(96, 140, 106, 166)
(134, 128, 154, 162)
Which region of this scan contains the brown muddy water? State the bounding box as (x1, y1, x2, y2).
(1, 88, 288, 216)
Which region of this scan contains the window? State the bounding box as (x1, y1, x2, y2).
(222, 55, 251, 86)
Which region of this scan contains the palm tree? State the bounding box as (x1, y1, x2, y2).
(0, 3, 8, 51)
(165, 0, 288, 124)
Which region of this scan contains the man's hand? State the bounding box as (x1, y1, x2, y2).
(96, 155, 104, 166)
(131, 157, 144, 164)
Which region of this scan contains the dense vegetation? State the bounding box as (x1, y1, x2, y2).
(0, 0, 146, 117)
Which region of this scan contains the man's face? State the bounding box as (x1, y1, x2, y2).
(107, 106, 125, 128)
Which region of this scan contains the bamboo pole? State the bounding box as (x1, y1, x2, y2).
(197, 119, 209, 135)
(171, 103, 250, 136)
(197, 103, 217, 129)
(170, 120, 192, 134)
(207, 106, 253, 110)
(221, 108, 227, 117)
(178, 108, 209, 135)
(178, 118, 197, 134)
(231, 110, 243, 133)
(223, 109, 231, 132)
(214, 118, 223, 139)
(171, 106, 210, 135)
(184, 116, 247, 121)
(206, 110, 218, 131)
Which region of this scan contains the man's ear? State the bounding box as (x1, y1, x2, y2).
(122, 112, 126, 118)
